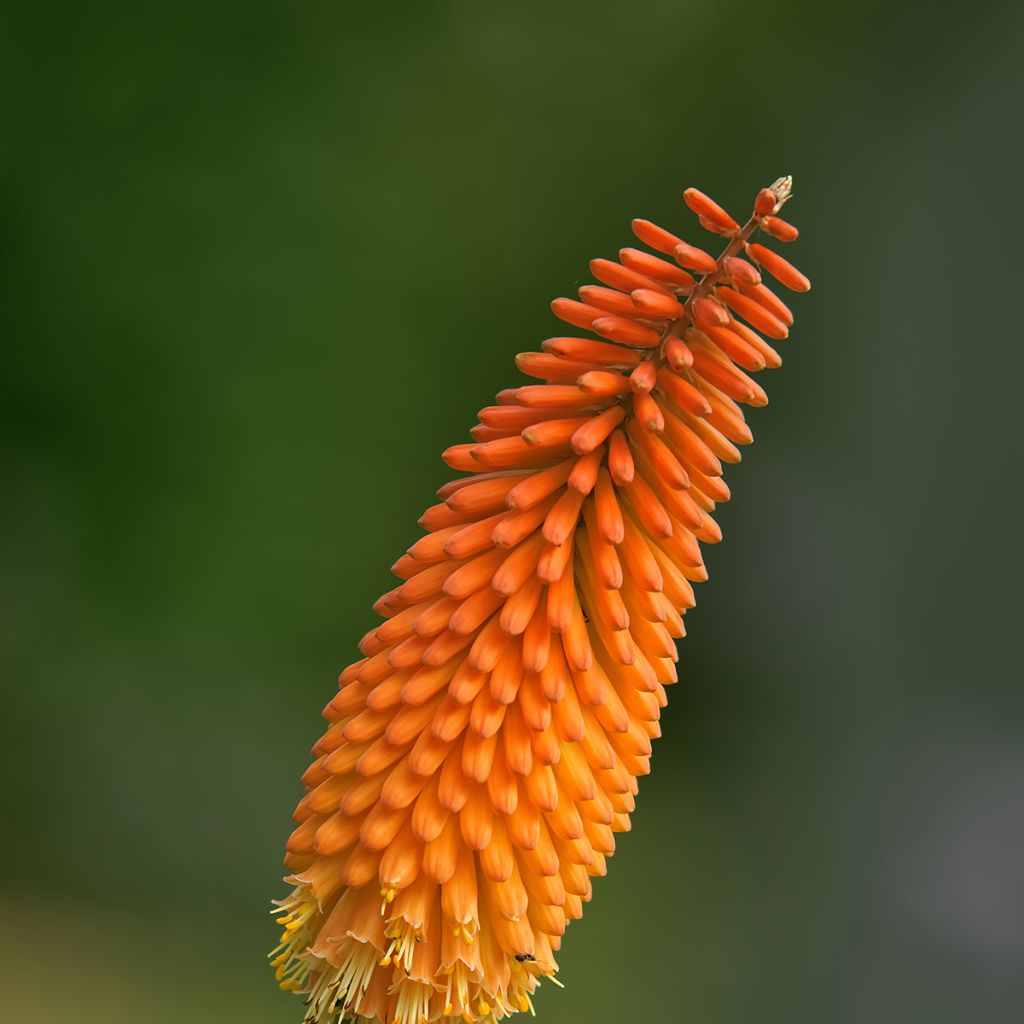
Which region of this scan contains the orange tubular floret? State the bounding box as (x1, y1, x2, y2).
(542, 336, 644, 368)
(578, 284, 638, 318)
(716, 286, 789, 340)
(673, 241, 718, 274)
(590, 257, 670, 296)
(682, 187, 740, 232)
(630, 217, 685, 255)
(619, 248, 696, 290)
(746, 242, 811, 293)
(515, 351, 608, 384)
(274, 174, 809, 1024)
(761, 215, 799, 242)
(591, 316, 662, 348)
(631, 288, 684, 320)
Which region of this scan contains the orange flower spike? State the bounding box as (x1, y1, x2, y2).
(273, 175, 809, 1024)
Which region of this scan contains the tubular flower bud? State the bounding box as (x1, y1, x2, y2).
(761, 215, 799, 242)
(746, 242, 811, 292)
(274, 177, 810, 1024)
(682, 187, 740, 232)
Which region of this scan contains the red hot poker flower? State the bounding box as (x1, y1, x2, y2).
(272, 175, 810, 1024)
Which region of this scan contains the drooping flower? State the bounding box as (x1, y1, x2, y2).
(272, 177, 810, 1023)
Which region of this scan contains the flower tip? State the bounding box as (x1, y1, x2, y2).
(769, 174, 794, 206)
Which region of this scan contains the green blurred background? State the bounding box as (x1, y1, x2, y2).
(3, 1, 1023, 1021)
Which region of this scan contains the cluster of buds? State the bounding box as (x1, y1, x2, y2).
(273, 177, 809, 1024)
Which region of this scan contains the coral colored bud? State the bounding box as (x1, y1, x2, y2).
(691, 296, 730, 330)
(515, 351, 606, 384)
(688, 347, 758, 405)
(577, 370, 631, 397)
(619, 248, 695, 289)
(632, 391, 664, 431)
(551, 297, 601, 329)
(590, 257, 670, 296)
(542, 336, 644, 368)
(522, 417, 590, 447)
(592, 316, 661, 348)
(737, 282, 793, 326)
(699, 324, 766, 372)
(716, 286, 789, 340)
(747, 243, 811, 292)
(731, 319, 782, 369)
(607, 429, 634, 485)
(656, 367, 712, 418)
(663, 337, 693, 370)
(697, 215, 730, 236)
(629, 360, 657, 394)
(443, 443, 480, 471)
(568, 445, 605, 494)
(673, 242, 718, 275)
(723, 257, 761, 287)
(683, 188, 740, 232)
(578, 284, 637, 318)
(513, 384, 607, 408)
(754, 188, 777, 216)
(630, 288, 684, 319)
(762, 216, 799, 242)
(631, 218, 685, 257)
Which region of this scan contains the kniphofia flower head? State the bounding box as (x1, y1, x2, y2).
(272, 177, 810, 1023)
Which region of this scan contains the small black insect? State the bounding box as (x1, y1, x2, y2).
(514, 953, 536, 963)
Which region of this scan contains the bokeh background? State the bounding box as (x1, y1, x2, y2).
(3, 2, 1023, 1021)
